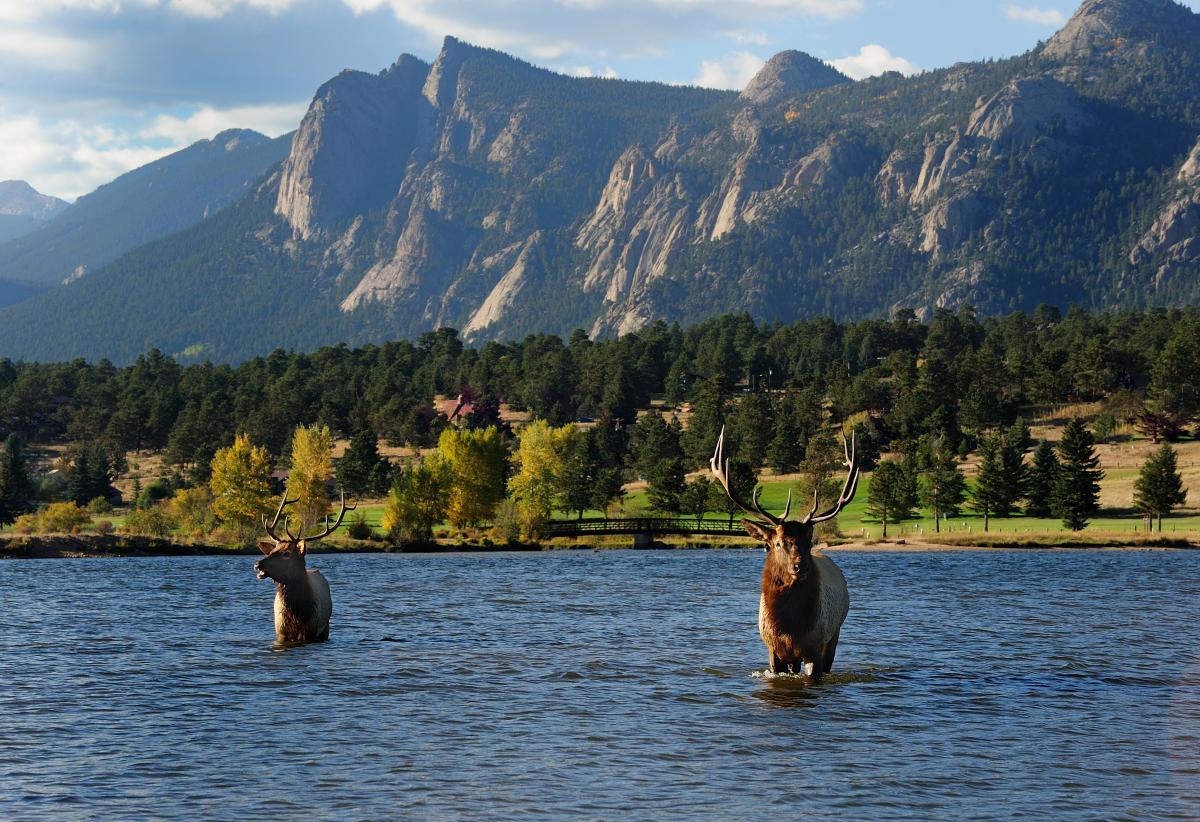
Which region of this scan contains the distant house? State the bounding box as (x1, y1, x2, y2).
(435, 394, 475, 426)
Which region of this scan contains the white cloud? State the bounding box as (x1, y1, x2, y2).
(729, 30, 769, 46)
(566, 64, 619, 78)
(0, 102, 304, 200)
(1003, 5, 1067, 25)
(694, 50, 765, 90)
(139, 101, 306, 143)
(345, 0, 863, 66)
(831, 44, 918, 80)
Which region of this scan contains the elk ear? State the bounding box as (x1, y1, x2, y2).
(257, 540, 275, 555)
(742, 519, 774, 544)
(296, 540, 306, 556)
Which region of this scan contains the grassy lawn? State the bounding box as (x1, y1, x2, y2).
(570, 473, 1200, 540)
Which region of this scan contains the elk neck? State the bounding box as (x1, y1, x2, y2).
(761, 549, 822, 616)
(275, 574, 317, 621)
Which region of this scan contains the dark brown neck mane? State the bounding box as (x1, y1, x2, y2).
(276, 575, 316, 621)
(761, 551, 821, 628)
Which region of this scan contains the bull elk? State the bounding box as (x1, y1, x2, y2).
(254, 493, 355, 644)
(710, 427, 859, 679)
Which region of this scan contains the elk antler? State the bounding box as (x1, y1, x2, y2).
(805, 430, 861, 524)
(709, 426, 791, 526)
(293, 491, 357, 542)
(262, 494, 299, 542)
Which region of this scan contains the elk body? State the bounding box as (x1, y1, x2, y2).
(711, 428, 860, 679)
(254, 493, 354, 644)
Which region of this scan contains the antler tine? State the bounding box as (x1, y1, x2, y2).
(710, 426, 782, 526)
(283, 515, 298, 542)
(299, 491, 356, 542)
(810, 431, 861, 524)
(262, 495, 299, 541)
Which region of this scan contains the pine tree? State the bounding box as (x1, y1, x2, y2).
(647, 456, 686, 514)
(1133, 443, 1187, 532)
(920, 441, 966, 533)
(867, 460, 917, 538)
(0, 434, 32, 526)
(1025, 440, 1059, 517)
(1051, 419, 1104, 531)
(67, 448, 91, 506)
(337, 429, 385, 497)
(558, 435, 596, 520)
(970, 430, 1026, 530)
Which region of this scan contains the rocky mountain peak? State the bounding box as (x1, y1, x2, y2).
(1043, 0, 1200, 61)
(0, 179, 68, 220)
(275, 53, 431, 239)
(208, 128, 269, 152)
(740, 50, 848, 106)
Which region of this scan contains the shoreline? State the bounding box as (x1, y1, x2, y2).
(2, 534, 1195, 559)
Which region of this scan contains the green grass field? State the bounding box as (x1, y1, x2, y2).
(594, 474, 1200, 539)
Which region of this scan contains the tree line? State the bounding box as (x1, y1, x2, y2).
(1, 305, 1198, 539)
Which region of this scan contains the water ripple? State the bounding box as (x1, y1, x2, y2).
(1, 549, 1199, 819)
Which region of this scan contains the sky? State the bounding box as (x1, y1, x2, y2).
(2, 0, 1199, 201)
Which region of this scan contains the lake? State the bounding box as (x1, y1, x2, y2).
(2, 549, 1199, 820)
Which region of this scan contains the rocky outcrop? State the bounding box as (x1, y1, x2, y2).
(921, 195, 991, 258)
(740, 51, 848, 107)
(966, 77, 1092, 144)
(462, 233, 545, 336)
(1129, 137, 1200, 284)
(0, 180, 67, 220)
(910, 130, 976, 204)
(1043, 0, 1200, 62)
(275, 55, 430, 240)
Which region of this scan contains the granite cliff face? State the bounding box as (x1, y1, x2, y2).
(2, 0, 1199, 362)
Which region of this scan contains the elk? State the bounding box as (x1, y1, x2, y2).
(710, 427, 860, 679)
(254, 493, 355, 644)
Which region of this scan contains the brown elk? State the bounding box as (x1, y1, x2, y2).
(710, 426, 859, 679)
(255, 493, 355, 644)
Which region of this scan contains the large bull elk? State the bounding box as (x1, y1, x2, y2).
(711, 427, 859, 678)
(254, 493, 355, 644)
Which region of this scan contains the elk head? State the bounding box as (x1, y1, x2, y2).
(255, 492, 356, 584)
(710, 426, 859, 582)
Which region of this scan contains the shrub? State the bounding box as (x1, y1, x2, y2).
(122, 504, 176, 538)
(86, 496, 113, 514)
(136, 480, 171, 510)
(40, 502, 92, 534)
(94, 520, 115, 535)
(168, 486, 217, 538)
(12, 512, 38, 534)
(489, 499, 522, 545)
(346, 510, 374, 540)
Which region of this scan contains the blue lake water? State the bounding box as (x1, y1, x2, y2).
(2, 549, 1199, 820)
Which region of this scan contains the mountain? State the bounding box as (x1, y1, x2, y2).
(0, 129, 293, 289)
(1, 0, 1199, 363)
(0, 180, 68, 244)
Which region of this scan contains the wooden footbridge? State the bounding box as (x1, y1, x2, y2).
(544, 517, 749, 546)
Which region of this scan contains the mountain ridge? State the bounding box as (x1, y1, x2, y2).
(0, 0, 1198, 363)
(0, 128, 293, 288)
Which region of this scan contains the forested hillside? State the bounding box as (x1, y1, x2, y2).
(2, 307, 1197, 475)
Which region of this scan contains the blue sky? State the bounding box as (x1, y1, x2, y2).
(1, 0, 1198, 200)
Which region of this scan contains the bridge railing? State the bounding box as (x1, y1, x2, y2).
(543, 517, 749, 537)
